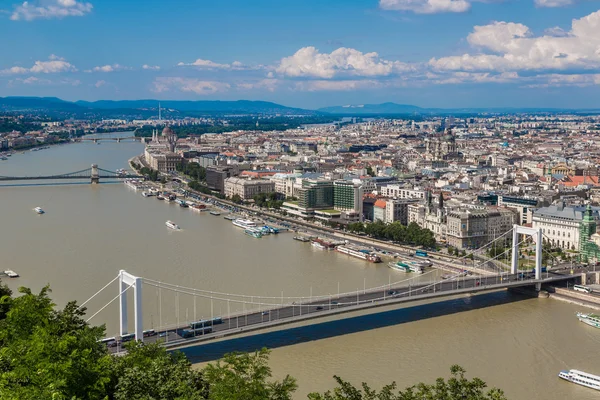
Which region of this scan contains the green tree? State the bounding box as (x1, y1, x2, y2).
(308, 365, 506, 400)
(202, 349, 297, 400)
(110, 341, 207, 400)
(231, 194, 243, 204)
(0, 286, 112, 400)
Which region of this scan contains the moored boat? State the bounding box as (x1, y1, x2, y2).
(33, 207, 45, 214)
(232, 219, 256, 229)
(388, 261, 423, 273)
(165, 220, 180, 230)
(577, 312, 600, 328)
(558, 369, 600, 391)
(311, 241, 327, 250)
(209, 210, 221, 216)
(293, 235, 311, 242)
(244, 229, 262, 238)
(336, 246, 381, 263)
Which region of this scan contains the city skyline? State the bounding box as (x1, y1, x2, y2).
(1, 0, 600, 108)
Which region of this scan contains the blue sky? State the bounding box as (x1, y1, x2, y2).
(1, 0, 600, 109)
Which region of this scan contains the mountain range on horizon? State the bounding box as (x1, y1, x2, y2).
(0, 97, 599, 117)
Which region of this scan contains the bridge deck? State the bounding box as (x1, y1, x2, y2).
(110, 272, 581, 353)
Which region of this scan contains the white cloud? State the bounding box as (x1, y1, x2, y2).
(0, 56, 76, 75)
(11, 0, 93, 21)
(534, 0, 574, 7)
(523, 73, 600, 88)
(276, 46, 413, 79)
(142, 64, 160, 71)
(91, 64, 130, 72)
(177, 58, 253, 70)
(94, 80, 105, 87)
(429, 10, 600, 73)
(236, 79, 279, 92)
(379, 0, 471, 14)
(152, 77, 231, 95)
(294, 80, 383, 91)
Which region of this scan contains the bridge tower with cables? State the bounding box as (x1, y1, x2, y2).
(119, 270, 143, 341)
(91, 164, 100, 184)
(511, 225, 543, 288)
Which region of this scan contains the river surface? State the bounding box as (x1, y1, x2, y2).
(0, 134, 598, 399)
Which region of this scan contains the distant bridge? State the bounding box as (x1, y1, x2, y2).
(73, 137, 146, 143)
(0, 164, 143, 184)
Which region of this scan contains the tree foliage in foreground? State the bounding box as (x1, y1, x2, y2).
(0, 281, 506, 400)
(309, 365, 507, 400)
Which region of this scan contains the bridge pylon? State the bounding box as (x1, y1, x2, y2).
(91, 164, 99, 184)
(119, 270, 143, 341)
(511, 225, 543, 284)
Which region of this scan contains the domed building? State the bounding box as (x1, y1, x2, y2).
(425, 129, 460, 161)
(145, 125, 182, 172)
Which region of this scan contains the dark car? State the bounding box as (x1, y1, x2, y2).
(316, 306, 324, 310)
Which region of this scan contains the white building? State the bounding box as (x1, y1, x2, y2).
(224, 177, 275, 200)
(532, 203, 600, 250)
(380, 185, 426, 200)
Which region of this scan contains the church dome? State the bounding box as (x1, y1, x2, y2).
(162, 126, 175, 136)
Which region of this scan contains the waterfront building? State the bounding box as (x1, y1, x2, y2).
(446, 209, 488, 249)
(373, 199, 386, 222)
(144, 150, 182, 173)
(497, 194, 540, 225)
(533, 202, 600, 250)
(224, 177, 275, 200)
(379, 185, 426, 200)
(385, 198, 419, 225)
(333, 180, 363, 221)
(579, 204, 600, 262)
(206, 165, 237, 193)
(282, 179, 334, 220)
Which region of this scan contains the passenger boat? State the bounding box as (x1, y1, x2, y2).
(293, 236, 311, 242)
(232, 219, 256, 229)
(337, 246, 381, 263)
(311, 241, 327, 250)
(558, 369, 600, 391)
(33, 207, 45, 214)
(224, 215, 236, 220)
(209, 210, 221, 216)
(244, 229, 262, 238)
(165, 220, 180, 230)
(388, 261, 423, 273)
(4, 270, 19, 278)
(577, 312, 600, 328)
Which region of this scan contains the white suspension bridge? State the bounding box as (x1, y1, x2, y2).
(81, 225, 584, 352)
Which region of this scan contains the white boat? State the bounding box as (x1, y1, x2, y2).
(558, 369, 600, 391)
(33, 207, 44, 214)
(165, 220, 180, 230)
(4, 270, 19, 278)
(311, 241, 327, 250)
(388, 261, 424, 273)
(232, 219, 256, 229)
(336, 246, 381, 263)
(576, 312, 600, 328)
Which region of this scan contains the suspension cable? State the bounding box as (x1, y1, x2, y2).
(86, 282, 133, 322)
(78, 275, 120, 309)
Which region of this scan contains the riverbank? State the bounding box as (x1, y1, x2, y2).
(127, 157, 493, 276)
(548, 286, 600, 311)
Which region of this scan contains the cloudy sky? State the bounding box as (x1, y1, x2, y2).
(1, 0, 600, 109)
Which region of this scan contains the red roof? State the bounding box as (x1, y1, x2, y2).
(374, 200, 387, 209)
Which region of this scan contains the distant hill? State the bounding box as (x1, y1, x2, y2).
(0, 97, 317, 116)
(0, 97, 84, 112)
(318, 102, 424, 114)
(318, 102, 600, 115)
(75, 99, 315, 115)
